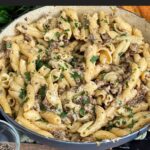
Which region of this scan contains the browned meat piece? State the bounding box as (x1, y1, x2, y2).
(101, 33, 111, 43)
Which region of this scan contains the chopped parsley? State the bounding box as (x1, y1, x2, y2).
(53, 75, 58, 80)
(54, 55, 61, 60)
(120, 33, 127, 36)
(106, 122, 115, 130)
(82, 97, 90, 105)
(19, 88, 27, 100)
(101, 72, 106, 80)
(125, 81, 129, 88)
(55, 32, 61, 39)
(74, 22, 79, 28)
(90, 55, 99, 63)
(36, 56, 50, 71)
(59, 64, 67, 71)
(64, 29, 70, 32)
(40, 103, 47, 111)
(128, 119, 136, 128)
(38, 49, 42, 53)
(24, 72, 31, 82)
(116, 99, 122, 106)
(122, 120, 127, 125)
(36, 57, 44, 71)
(71, 71, 81, 80)
(60, 16, 71, 22)
(60, 111, 67, 118)
(79, 108, 86, 117)
(38, 85, 47, 101)
(124, 105, 133, 118)
(6, 42, 12, 49)
(59, 74, 64, 81)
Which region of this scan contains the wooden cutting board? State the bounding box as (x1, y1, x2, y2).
(20, 143, 59, 150)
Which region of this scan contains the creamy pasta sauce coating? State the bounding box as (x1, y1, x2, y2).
(0, 8, 150, 142)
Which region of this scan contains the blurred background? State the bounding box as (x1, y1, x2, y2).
(121, 6, 150, 21)
(0, 6, 149, 30)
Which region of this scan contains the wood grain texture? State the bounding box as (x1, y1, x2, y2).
(20, 143, 59, 150)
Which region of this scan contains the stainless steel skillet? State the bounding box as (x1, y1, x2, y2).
(0, 6, 150, 150)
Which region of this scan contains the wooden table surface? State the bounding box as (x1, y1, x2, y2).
(20, 143, 59, 150)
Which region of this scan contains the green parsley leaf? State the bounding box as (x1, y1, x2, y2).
(90, 55, 99, 63)
(40, 103, 47, 111)
(55, 32, 61, 39)
(116, 99, 122, 106)
(120, 33, 127, 36)
(38, 49, 42, 53)
(71, 71, 81, 80)
(53, 75, 58, 80)
(19, 88, 27, 100)
(59, 74, 64, 81)
(60, 111, 67, 118)
(64, 29, 70, 32)
(79, 108, 86, 117)
(125, 81, 129, 88)
(59, 64, 67, 71)
(82, 97, 90, 105)
(36, 57, 50, 71)
(38, 85, 47, 101)
(74, 22, 79, 28)
(36, 57, 44, 71)
(6, 42, 12, 49)
(122, 120, 126, 125)
(128, 119, 136, 128)
(24, 72, 31, 82)
(60, 16, 71, 22)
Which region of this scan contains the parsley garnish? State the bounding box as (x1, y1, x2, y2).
(36, 57, 50, 71)
(79, 108, 86, 117)
(19, 88, 27, 100)
(36, 57, 44, 71)
(120, 33, 127, 36)
(125, 81, 129, 88)
(38, 85, 47, 101)
(60, 16, 71, 22)
(82, 97, 90, 105)
(24, 72, 31, 82)
(71, 71, 81, 80)
(74, 22, 79, 28)
(116, 99, 122, 106)
(60, 111, 67, 118)
(40, 103, 47, 111)
(59, 64, 67, 71)
(53, 75, 58, 80)
(38, 49, 42, 53)
(55, 32, 61, 39)
(64, 29, 70, 32)
(122, 120, 126, 125)
(90, 55, 99, 63)
(128, 119, 136, 128)
(59, 74, 64, 81)
(6, 42, 12, 49)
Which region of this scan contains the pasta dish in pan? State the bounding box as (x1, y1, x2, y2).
(0, 8, 150, 142)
